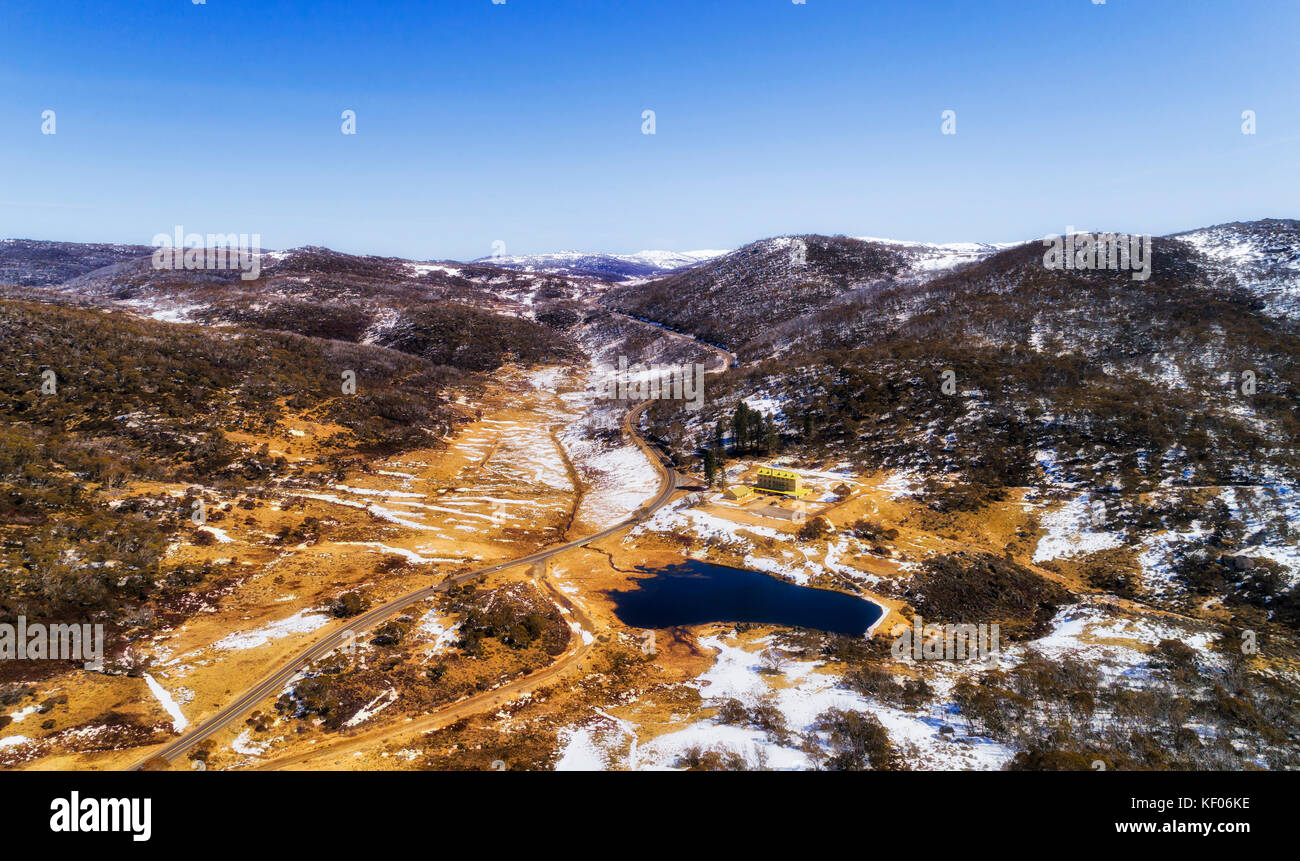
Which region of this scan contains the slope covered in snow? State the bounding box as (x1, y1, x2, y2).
(471, 248, 727, 282)
(1169, 219, 1300, 321)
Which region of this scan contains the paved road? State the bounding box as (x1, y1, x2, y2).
(129, 320, 735, 771)
(244, 331, 739, 770)
(605, 311, 737, 372)
(128, 399, 675, 770)
(247, 566, 601, 770)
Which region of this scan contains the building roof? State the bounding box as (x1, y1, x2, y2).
(756, 466, 800, 480)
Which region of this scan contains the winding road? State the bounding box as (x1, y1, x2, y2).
(129, 398, 676, 770)
(129, 318, 734, 770)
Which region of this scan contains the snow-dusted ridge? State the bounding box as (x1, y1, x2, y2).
(467, 248, 728, 281)
(476, 248, 725, 267)
(1168, 219, 1300, 321)
(853, 236, 1017, 253)
(853, 236, 1022, 273)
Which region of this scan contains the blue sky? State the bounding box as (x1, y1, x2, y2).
(1, 0, 1297, 260)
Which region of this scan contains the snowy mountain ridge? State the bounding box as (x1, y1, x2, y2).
(469, 248, 728, 282)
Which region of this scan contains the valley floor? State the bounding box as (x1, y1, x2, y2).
(4, 363, 1298, 772)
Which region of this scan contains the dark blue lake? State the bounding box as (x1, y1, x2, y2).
(608, 559, 883, 637)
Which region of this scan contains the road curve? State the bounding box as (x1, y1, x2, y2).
(247, 567, 601, 770)
(128, 398, 675, 770)
(249, 327, 737, 769)
(128, 311, 735, 771)
(605, 311, 737, 371)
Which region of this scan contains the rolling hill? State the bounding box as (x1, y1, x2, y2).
(471, 249, 726, 282)
(603, 234, 1011, 352)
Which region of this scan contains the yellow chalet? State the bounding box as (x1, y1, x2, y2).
(755, 466, 801, 496)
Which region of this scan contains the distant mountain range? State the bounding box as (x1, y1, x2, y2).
(4, 222, 1297, 340)
(469, 248, 728, 281)
(0, 238, 153, 287)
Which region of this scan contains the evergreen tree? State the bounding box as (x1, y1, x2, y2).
(764, 416, 779, 455)
(730, 403, 778, 455)
(732, 403, 751, 454)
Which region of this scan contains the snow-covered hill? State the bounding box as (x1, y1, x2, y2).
(853, 237, 1017, 272)
(470, 249, 727, 281)
(1168, 219, 1300, 321)
(0, 239, 154, 287)
(604, 234, 1023, 353)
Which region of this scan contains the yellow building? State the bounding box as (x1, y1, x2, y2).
(755, 466, 801, 496)
(722, 485, 753, 501)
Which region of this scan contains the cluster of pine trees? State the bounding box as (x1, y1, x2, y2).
(699, 401, 782, 485)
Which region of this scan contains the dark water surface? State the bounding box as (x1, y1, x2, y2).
(608, 559, 883, 637)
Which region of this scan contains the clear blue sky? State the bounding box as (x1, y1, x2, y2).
(1, 0, 1297, 260)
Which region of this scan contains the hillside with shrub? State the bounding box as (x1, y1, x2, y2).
(0, 298, 470, 632)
